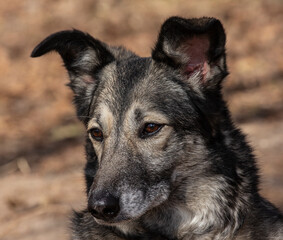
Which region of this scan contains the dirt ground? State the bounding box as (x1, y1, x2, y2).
(0, 0, 283, 239)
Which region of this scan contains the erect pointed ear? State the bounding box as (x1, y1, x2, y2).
(152, 17, 228, 91)
(31, 30, 115, 122)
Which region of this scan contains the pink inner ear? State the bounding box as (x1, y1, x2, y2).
(183, 35, 210, 79)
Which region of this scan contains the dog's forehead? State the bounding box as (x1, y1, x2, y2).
(92, 57, 152, 116)
(90, 56, 193, 127)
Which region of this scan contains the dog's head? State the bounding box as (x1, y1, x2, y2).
(31, 17, 227, 225)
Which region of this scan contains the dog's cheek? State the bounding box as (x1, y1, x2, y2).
(156, 135, 184, 170)
(142, 127, 179, 167)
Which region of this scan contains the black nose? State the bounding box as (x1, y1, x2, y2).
(88, 191, 120, 221)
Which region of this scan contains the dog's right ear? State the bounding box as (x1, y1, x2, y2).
(31, 29, 114, 86)
(31, 30, 115, 122)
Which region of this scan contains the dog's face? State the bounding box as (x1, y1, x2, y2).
(86, 59, 178, 222)
(84, 58, 202, 223)
(31, 17, 227, 225)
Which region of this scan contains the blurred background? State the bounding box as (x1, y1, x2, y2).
(0, 0, 283, 239)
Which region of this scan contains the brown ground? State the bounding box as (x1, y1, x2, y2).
(0, 0, 283, 239)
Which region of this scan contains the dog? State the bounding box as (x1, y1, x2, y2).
(31, 17, 283, 239)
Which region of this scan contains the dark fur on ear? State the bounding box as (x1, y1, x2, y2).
(31, 29, 114, 74)
(152, 16, 228, 89)
(31, 30, 115, 123)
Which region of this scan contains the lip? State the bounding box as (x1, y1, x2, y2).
(88, 181, 170, 225)
(91, 195, 169, 226)
(90, 204, 153, 225)
(91, 213, 133, 225)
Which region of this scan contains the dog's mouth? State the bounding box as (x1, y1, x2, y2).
(92, 213, 133, 225)
(88, 183, 170, 225)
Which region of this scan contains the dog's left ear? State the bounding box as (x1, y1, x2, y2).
(152, 17, 228, 91)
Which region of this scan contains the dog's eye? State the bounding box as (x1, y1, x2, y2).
(89, 128, 103, 142)
(141, 123, 163, 138)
